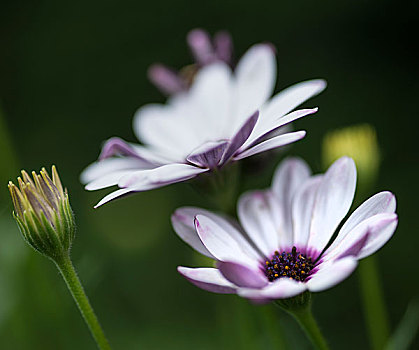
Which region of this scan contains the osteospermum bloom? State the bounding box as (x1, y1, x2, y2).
(172, 157, 398, 302)
(81, 40, 326, 207)
(149, 28, 234, 95)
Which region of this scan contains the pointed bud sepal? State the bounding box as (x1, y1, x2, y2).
(8, 166, 75, 261)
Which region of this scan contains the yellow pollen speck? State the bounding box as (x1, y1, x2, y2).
(301, 271, 305, 274)
(302, 264, 306, 267)
(285, 266, 289, 270)
(265, 261, 269, 265)
(274, 264, 278, 269)
(274, 273, 279, 277)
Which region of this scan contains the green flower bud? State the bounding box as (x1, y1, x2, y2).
(8, 166, 75, 260)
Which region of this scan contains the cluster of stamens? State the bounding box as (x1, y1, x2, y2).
(264, 246, 314, 282)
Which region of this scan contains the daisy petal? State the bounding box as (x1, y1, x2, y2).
(292, 176, 323, 250)
(238, 278, 307, 302)
(307, 157, 357, 259)
(85, 170, 138, 191)
(271, 157, 311, 247)
(234, 131, 306, 160)
(187, 29, 215, 65)
(173, 207, 260, 260)
(99, 137, 147, 161)
(148, 64, 186, 95)
(80, 157, 149, 184)
(171, 208, 216, 258)
(94, 188, 135, 208)
(218, 261, 268, 288)
(306, 257, 357, 292)
(237, 191, 281, 257)
(187, 141, 229, 168)
(178, 267, 237, 294)
(195, 215, 257, 267)
(336, 191, 396, 245)
(262, 79, 327, 121)
(234, 44, 276, 121)
(118, 164, 208, 188)
(323, 213, 398, 261)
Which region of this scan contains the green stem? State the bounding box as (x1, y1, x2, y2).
(359, 255, 390, 350)
(276, 292, 328, 350)
(54, 254, 112, 350)
(289, 308, 329, 350)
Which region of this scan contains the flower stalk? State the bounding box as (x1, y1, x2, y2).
(8, 166, 111, 350)
(276, 292, 329, 350)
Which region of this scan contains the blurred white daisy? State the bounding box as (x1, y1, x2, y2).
(81, 38, 326, 207)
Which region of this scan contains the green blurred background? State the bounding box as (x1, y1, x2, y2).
(0, 0, 418, 348)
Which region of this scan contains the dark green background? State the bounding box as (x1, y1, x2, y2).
(0, 0, 418, 348)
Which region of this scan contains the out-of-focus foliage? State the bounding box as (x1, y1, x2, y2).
(0, 0, 418, 348)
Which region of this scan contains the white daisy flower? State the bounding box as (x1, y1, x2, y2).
(81, 43, 326, 207)
(172, 157, 398, 303)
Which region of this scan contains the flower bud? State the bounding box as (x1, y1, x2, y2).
(322, 124, 380, 193)
(8, 166, 75, 260)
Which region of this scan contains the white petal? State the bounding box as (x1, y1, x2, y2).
(81, 157, 148, 184)
(85, 170, 138, 191)
(336, 191, 396, 246)
(218, 261, 268, 288)
(237, 190, 281, 257)
(234, 44, 276, 124)
(234, 131, 306, 160)
(238, 278, 307, 301)
(94, 188, 135, 208)
(307, 157, 357, 259)
(178, 267, 237, 294)
(195, 215, 257, 267)
(292, 175, 323, 250)
(322, 212, 398, 261)
(188, 63, 233, 138)
(133, 103, 200, 159)
(306, 257, 357, 292)
(244, 108, 318, 148)
(271, 157, 311, 247)
(118, 163, 209, 188)
(172, 207, 260, 260)
(262, 79, 326, 122)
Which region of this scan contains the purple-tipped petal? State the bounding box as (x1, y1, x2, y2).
(99, 137, 142, 160)
(307, 157, 357, 260)
(148, 64, 186, 95)
(195, 215, 257, 267)
(178, 267, 237, 294)
(306, 257, 357, 292)
(214, 31, 233, 64)
(187, 141, 229, 168)
(234, 131, 306, 161)
(187, 29, 215, 65)
(238, 278, 307, 302)
(219, 111, 259, 166)
(218, 261, 268, 288)
(85, 170, 137, 191)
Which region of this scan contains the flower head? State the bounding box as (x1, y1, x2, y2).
(148, 29, 233, 95)
(8, 166, 75, 260)
(81, 36, 326, 207)
(171, 157, 398, 303)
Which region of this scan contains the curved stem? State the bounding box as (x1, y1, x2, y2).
(290, 308, 329, 350)
(54, 254, 112, 350)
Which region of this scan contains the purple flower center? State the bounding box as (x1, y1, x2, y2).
(264, 246, 314, 282)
